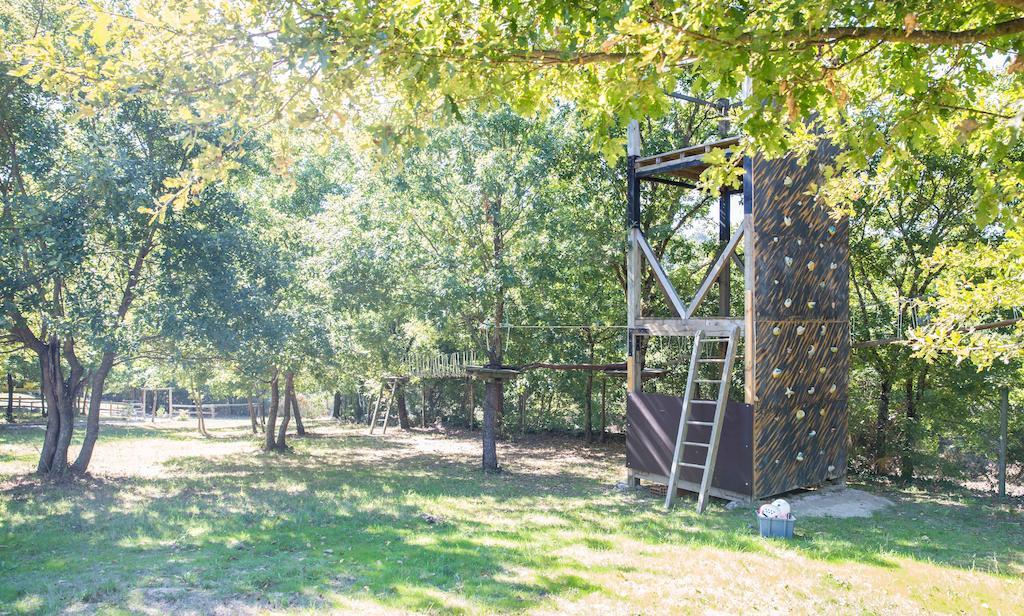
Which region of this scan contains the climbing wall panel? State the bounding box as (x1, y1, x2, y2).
(750, 142, 849, 498)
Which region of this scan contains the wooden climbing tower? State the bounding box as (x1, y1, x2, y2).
(623, 120, 849, 508)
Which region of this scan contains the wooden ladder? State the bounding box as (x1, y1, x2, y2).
(368, 380, 396, 435)
(664, 327, 740, 513)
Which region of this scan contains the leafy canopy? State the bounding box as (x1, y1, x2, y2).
(7, 1, 1024, 226)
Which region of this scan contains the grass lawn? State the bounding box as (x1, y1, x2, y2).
(1, 418, 1022, 614)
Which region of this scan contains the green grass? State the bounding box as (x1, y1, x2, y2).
(1, 419, 1022, 614)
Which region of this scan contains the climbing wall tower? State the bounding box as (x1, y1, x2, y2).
(624, 130, 849, 501)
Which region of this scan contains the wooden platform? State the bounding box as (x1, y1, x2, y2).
(465, 365, 522, 379)
(635, 136, 741, 180)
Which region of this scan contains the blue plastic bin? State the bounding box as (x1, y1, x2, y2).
(757, 513, 795, 539)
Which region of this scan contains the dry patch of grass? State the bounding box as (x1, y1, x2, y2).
(1, 418, 1022, 614)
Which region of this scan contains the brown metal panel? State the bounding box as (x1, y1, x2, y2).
(751, 140, 849, 499)
(626, 392, 753, 497)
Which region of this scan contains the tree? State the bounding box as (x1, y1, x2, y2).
(14, 1, 1024, 226)
(849, 151, 984, 477)
(0, 69, 226, 475)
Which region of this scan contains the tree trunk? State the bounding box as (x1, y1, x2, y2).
(900, 369, 926, 482)
(482, 378, 501, 472)
(482, 193, 505, 459)
(466, 379, 475, 429)
(291, 384, 306, 436)
(584, 331, 595, 443)
(36, 339, 84, 478)
(600, 377, 607, 443)
(874, 376, 892, 469)
(899, 376, 915, 482)
(332, 391, 342, 419)
(72, 352, 115, 473)
(264, 372, 280, 451)
(195, 388, 208, 437)
(584, 373, 594, 443)
(247, 397, 259, 434)
(396, 380, 411, 430)
(276, 372, 293, 450)
(5, 371, 13, 423)
(421, 384, 427, 428)
(518, 387, 528, 435)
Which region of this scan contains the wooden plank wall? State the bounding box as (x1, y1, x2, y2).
(626, 393, 754, 497)
(750, 142, 849, 499)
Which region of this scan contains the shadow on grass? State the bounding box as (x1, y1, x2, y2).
(2, 423, 1022, 614)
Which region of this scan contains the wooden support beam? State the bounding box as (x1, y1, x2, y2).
(626, 227, 642, 394)
(718, 188, 731, 319)
(628, 469, 752, 504)
(742, 157, 756, 406)
(687, 219, 747, 318)
(634, 317, 744, 337)
(636, 231, 688, 318)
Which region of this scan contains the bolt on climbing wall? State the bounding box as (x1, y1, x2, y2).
(750, 141, 849, 498)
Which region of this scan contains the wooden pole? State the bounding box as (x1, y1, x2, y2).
(468, 379, 475, 430)
(6, 371, 14, 423)
(999, 387, 1009, 497)
(421, 383, 427, 428)
(717, 99, 731, 320)
(625, 119, 642, 487)
(600, 377, 607, 443)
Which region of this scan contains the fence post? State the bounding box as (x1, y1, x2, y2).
(999, 387, 1009, 497)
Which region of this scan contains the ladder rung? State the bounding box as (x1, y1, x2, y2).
(686, 420, 713, 426)
(700, 337, 730, 343)
(690, 400, 717, 404)
(699, 358, 726, 363)
(679, 462, 706, 469)
(694, 378, 722, 383)
(682, 441, 709, 447)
